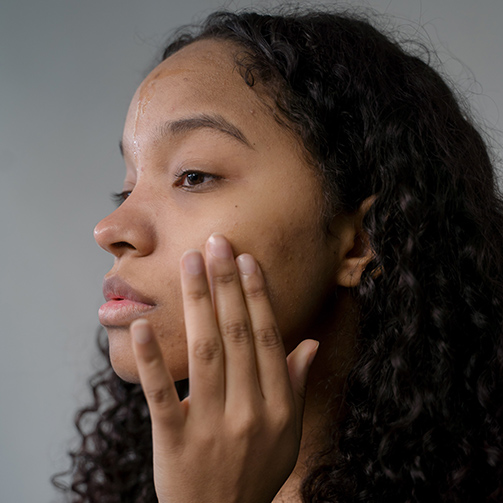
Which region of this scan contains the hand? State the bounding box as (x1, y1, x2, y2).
(130, 233, 319, 503)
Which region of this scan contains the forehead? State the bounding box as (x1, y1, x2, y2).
(123, 39, 274, 143)
(149, 39, 251, 98)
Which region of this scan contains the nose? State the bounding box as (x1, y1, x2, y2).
(94, 197, 156, 258)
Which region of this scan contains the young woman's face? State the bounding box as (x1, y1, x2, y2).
(94, 39, 344, 383)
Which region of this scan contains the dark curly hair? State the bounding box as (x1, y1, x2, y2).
(53, 7, 503, 502)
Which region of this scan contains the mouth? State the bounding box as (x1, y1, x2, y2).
(99, 276, 156, 327)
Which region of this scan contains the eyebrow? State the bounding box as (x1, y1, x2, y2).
(119, 113, 252, 157)
(119, 114, 253, 157)
(160, 113, 252, 148)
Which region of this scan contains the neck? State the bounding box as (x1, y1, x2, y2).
(274, 288, 358, 502)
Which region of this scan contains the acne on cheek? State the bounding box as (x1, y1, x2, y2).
(261, 217, 331, 318)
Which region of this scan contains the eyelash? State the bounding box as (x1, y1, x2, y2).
(174, 169, 221, 190)
(111, 170, 220, 207)
(111, 191, 131, 207)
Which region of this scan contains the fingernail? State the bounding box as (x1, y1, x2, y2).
(182, 250, 204, 274)
(131, 319, 152, 344)
(208, 233, 232, 259)
(236, 253, 256, 274)
(307, 341, 320, 368)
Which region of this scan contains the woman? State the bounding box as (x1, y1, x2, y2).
(54, 7, 503, 502)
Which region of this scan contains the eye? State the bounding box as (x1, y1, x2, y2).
(175, 170, 220, 190)
(111, 190, 131, 207)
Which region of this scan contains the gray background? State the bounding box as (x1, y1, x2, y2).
(1, 0, 502, 501)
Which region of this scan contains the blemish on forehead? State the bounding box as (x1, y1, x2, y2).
(149, 63, 196, 80)
(140, 80, 156, 114)
(131, 65, 188, 171)
(132, 79, 156, 169)
(127, 64, 192, 173)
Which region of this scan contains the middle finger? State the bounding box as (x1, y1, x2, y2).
(206, 233, 261, 403)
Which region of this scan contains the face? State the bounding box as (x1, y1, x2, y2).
(94, 39, 344, 383)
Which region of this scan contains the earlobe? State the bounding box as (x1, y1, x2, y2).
(332, 196, 376, 288)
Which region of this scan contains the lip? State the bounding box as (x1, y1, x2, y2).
(99, 276, 156, 327)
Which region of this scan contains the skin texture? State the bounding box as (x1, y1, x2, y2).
(94, 39, 372, 502)
(94, 39, 363, 382)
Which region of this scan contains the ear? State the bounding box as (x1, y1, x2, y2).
(332, 196, 375, 288)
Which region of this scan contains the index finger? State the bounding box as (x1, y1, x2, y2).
(180, 249, 225, 416)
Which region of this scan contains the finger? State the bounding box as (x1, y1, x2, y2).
(180, 249, 225, 414)
(235, 253, 291, 401)
(206, 234, 260, 404)
(131, 319, 184, 442)
(286, 339, 319, 431)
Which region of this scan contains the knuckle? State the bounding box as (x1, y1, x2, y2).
(186, 286, 208, 302)
(243, 279, 266, 299)
(232, 410, 261, 438)
(192, 338, 222, 361)
(145, 387, 171, 405)
(212, 271, 237, 286)
(254, 326, 282, 348)
(221, 320, 250, 344)
(271, 404, 294, 431)
(193, 431, 217, 451)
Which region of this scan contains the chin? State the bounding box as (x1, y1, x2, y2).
(108, 334, 141, 383)
(107, 328, 189, 384)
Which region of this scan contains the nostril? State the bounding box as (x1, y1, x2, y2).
(94, 208, 154, 257)
(112, 241, 136, 250)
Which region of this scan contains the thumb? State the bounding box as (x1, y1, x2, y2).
(286, 339, 319, 420)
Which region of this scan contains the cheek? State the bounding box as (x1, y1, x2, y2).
(110, 197, 332, 383)
(106, 257, 190, 384)
(145, 265, 190, 382)
(261, 236, 335, 346)
(219, 211, 336, 346)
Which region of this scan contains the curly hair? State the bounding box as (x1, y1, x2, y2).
(54, 7, 503, 502)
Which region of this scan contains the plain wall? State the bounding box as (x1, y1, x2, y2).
(1, 0, 502, 501)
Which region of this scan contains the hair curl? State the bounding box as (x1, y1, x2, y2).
(54, 7, 503, 502)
